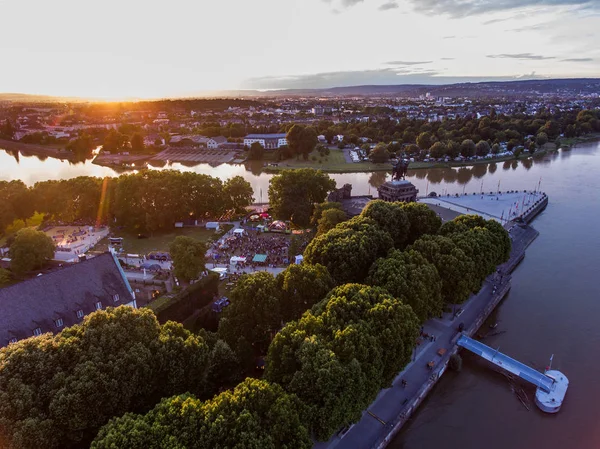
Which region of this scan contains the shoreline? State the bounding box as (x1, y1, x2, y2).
(0, 138, 77, 160)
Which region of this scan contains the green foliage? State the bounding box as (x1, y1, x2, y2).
(130, 133, 145, 153)
(9, 228, 55, 275)
(303, 216, 393, 285)
(0, 268, 12, 287)
(0, 119, 15, 139)
(401, 202, 442, 245)
(461, 139, 476, 157)
(311, 201, 342, 226)
(0, 307, 212, 449)
(416, 131, 433, 150)
(218, 272, 281, 355)
(367, 249, 443, 322)
(92, 378, 311, 449)
(0, 180, 34, 235)
(223, 176, 254, 213)
(317, 208, 347, 236)
(276, 263, 334, 322)
(475, 140, 491, 157)
(265, 284, 419, 440)
(169, 236, 207, 282)
(268, 169, 336, 226)
(369, 143, 389, 163)
(286, 125, 318, 160)
(248, 141, 265, 160)
(360, 200, 410, 248)
(409, 234, 476, 305)
(102, 129, 129, 152)
(66, 133, 95, 160)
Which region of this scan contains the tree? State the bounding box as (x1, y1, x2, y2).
(276, 263, 334, 322)
(218, 272, 281, 354)
(369, 143, 389, 163)
(361, 200, 410, 248)
(91, 379, 311, 449)
(461, 139, 476, 157)
(0, 307, 211, 449)
(0, 180, 33, 234)
(0, 119, 15, 139)
(491, 143, 501, 155)
(9, 228, 55, 275)
(265, 284, 419, 440)
(536, 132, 549, 146)
(401, 202, 442, 245)
(311, 202, 342, 226)
(367, 249, 443, 322)
(286, 125, 318, 160)
(102, 130, 128, 152)
(317, 208, 347, 235)
(416, 131, 433, 150)
(0, 268, 11, 287)
(169, 236, 207, 282)
(130, 133, 145, 153)
(475, 140, 491, 157)
(409, 234, 476, 305)
(429, 141, 447, 159)
(268, 169, 336, 226)
(223, 176, 254, 212)
(248, 141, 265, 160)
(303, 216, 393, 285)
(66, 134, 95, 160)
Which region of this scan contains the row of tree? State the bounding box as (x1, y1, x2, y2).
(0, 171, 254, 235)
(0, 307, 243, 449)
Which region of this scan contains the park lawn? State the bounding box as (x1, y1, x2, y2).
(96, 225, 233, 255)
(265, 149, 393, 173)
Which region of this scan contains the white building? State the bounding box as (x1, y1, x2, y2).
(244, 133, 288, 150)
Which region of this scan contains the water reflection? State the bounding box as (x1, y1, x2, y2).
(368, 171, 388, 189)
(488, 163, 497, 174)
(521, 158, 533, 170)
(472, 164, 487, 179)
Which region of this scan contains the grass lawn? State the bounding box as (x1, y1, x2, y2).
(95, 225, 233, 255)
(264, 149, 393, 173)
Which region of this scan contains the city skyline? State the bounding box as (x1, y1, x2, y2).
(1, 0, 599, 99)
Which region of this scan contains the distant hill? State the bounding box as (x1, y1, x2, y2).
(2, 78, 599, 102)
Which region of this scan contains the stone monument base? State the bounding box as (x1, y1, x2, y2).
(378, 180, 418, 202)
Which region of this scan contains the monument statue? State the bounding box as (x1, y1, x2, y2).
(392, 159, 410, 181)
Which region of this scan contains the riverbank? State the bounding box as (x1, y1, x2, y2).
(0, 138, 77, 160)
(316, 215, 542, 449)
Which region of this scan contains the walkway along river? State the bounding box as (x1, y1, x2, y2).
(2, 142, 600, 448)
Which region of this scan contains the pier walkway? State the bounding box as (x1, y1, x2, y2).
(457, 335, 554, 392)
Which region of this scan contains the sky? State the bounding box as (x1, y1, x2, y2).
(0, 0, 598, 99)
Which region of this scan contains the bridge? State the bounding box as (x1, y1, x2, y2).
(457, 334, 554, 393)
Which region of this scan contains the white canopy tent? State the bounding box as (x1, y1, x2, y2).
(230, 256, 247, 264)
(295, 255, 304, 265)
(206, 222, 220, 231)
(233, 228, 246, 237)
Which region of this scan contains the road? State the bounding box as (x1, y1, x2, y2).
(316, 224, 538, 449)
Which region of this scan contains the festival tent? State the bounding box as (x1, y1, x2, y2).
(230, 256, 247, 264)
(268, 220, 287, 231)
(206, 222, 220, 231)
(252, 254, 268, 263)
(295, 255, 304, 265)
(233, 228, 246, 237)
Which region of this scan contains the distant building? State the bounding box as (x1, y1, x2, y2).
(208, 136, 228, 149)
(0, 252, 136, 348)
(378, 180, 419, 203)
(244, 133, 288, 150)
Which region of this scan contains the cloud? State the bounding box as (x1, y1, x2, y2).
(379, 1, 399, 10)
(562, 57, 594, 62)
(384, 60, 432, 65)
(242, 69, 546, 90)
(408, 0, 597, 17)
(487, 53, 555, 60)
(441, 57, 455, 60)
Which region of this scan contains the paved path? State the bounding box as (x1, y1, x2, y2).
(316, 224, 538, 449)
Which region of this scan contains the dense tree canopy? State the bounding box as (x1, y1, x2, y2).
(317, 208, 347, 236)
(248, 141, 265, 160)
(169, 236, 207, 282)
(266, 284, 419, 440)
(401, 202, 442, 245)
(0, 307, 215, 449)
(367, 249, 443, 322)
(360, 200, 410, 248)
(276, 263, 334, 322)
(268, 169, 336, 226)
(409, 234, 477, 305)
(286, 124, 318, 160)
(9, 228, 55, 274)
(304, 216, 393, 285)
(0, 180, 33, 234)
(218, 272, 282, 355)
(92, 378, 311, 449)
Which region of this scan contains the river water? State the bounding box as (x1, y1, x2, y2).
(2, 143, 600, 448)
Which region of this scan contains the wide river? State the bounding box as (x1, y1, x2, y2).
(2, 143, 600, 448)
